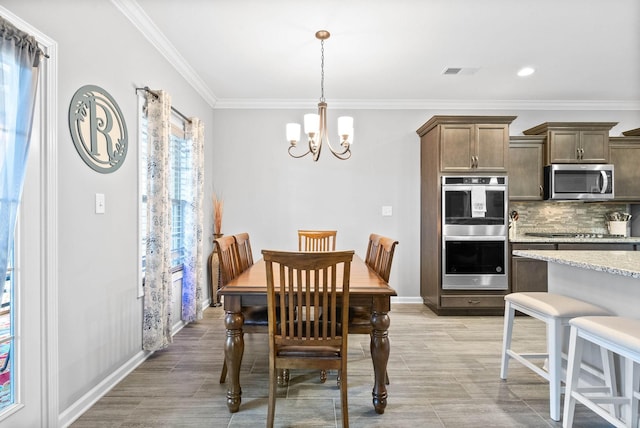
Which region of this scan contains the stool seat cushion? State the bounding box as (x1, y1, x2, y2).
(570, 316, 640, 355)
(505, 292, 610, 318)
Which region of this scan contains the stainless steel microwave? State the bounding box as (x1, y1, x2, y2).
(544, 164, 614, 200)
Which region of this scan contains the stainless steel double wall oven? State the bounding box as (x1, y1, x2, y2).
(441, 176, 508, 290)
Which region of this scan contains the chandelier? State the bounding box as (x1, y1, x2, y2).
(286, 30, 354, 161)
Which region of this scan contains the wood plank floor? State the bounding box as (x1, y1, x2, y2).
(71, 303, 612, 427)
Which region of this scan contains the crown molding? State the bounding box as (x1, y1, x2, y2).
(213, 98, 640, 111)
(111, 0, 218, 108)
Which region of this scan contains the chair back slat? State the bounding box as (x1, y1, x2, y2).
(297, 230, 337, 252)
(233, 232, 254, 273)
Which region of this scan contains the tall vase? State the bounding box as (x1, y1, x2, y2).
(209, 233, 224, 306)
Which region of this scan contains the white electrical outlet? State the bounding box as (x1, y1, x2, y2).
(382, 205, 392, 216)
(95, 193, 105, 214)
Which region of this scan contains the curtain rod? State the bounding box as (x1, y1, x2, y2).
(135, 86, 192, 124)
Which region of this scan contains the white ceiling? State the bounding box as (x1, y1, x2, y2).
(116, 0, 640, 110)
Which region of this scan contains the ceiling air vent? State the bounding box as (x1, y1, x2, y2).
(443, 67, 462, 75)
(442, 67, 480, 75)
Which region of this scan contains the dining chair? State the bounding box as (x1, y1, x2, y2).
(233, 232, 254, 273)
(263, 249, 354, 428)
(297, 229, 337, 252)
(214, 235, 269, 384)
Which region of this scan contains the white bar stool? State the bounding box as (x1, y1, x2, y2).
(500, 292, 610, 421)
(563, 316, 640, 428)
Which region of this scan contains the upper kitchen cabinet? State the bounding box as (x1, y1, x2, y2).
(523, 122, 617, 164)
(609, 134, 640, 201)
(509, 136, 544, 200)
(417, 116, 516, 173)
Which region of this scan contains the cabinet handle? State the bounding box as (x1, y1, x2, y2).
(467, 300, 481, 305)
(539, 185, 543, 197)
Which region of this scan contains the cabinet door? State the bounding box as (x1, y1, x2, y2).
(548, 130, 580, 163)
(609, 142, 640, 200)
(476, 124, 508, 171)
(580, 130, 609, 163)
(509, 141, 543, 200)
(511, 257, 548, 292)
(440, 124, 473, 172)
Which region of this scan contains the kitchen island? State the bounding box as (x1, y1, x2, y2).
(511, 250, 640, 389)
(511, 250, 640, 317)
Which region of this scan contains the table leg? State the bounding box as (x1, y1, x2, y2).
(224, 310, 244, 412)
(370, 310, 390, 414)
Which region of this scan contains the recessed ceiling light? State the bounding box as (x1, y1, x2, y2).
(517, 67, 535, 77)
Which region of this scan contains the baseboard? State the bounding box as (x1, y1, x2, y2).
(58, 349, 152, 427)
(391, 296, 424, 304)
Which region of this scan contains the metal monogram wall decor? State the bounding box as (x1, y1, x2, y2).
(69, 84, 128, 173)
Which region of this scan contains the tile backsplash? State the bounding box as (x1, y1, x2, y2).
(509, 201, 631, 234)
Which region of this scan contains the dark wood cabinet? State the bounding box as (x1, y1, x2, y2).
(609, 136, 640, 201)
(510, 243, 554, 292)
(417, 116, 515, 173)
(509, 136, 544, 200)
(523, 122, 617, 164)
(416, 115, 516, 315)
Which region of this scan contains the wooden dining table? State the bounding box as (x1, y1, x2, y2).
(217, 254, 397, 414)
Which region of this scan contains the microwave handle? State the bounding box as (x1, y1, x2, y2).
(600, 171, 608, 194)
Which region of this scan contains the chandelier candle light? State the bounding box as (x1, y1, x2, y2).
(286, 30, 354, 161)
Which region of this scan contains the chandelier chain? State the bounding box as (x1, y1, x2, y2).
(320, 39, 325, 103)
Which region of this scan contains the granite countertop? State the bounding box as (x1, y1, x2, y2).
(512, 250, 640, 279)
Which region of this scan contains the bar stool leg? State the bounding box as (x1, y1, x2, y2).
(548, 318, 563, 421)
(500, 301, 515, 380)
(563, 326, 585, 428)
(631, 362, 639, 428)
(623, 358, 640, 428)
(601, 346, 619, 418)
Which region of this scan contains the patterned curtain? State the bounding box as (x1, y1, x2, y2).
(142, 90, 173, 351)
(0, 16, 43, 295)
(181, 117, 204, 322)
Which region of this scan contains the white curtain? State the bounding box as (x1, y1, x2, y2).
(0, 16, 43, 293)
(181, 117, 204, 322)
(142, 90, 173, 351)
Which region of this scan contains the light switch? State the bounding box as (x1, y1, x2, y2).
(382, 205, 392, 217)
(95, 193, 105, 214)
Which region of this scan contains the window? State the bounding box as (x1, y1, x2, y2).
(138, 106, 192, 294)
(169, 125, 192, 268)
